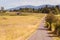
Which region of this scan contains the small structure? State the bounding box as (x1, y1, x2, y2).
(16, 12, 20, 15)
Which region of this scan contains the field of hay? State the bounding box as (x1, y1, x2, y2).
(0, 13, 45, 40)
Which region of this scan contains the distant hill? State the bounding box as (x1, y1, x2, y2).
(8, 4, 60, 10)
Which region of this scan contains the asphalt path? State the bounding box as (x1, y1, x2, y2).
(28, 16, 53, 40)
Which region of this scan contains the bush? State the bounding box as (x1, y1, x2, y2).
(45, 12, 57, 31)
(54, 18, 60, 36)
(44, 22, 49, 28)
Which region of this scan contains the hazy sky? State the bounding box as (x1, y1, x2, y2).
(0, 0, 60, 9)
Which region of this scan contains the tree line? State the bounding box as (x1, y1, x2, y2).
(11, 5, 60, 14)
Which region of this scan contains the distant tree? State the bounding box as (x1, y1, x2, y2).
(38, 8, 41, 13)
(32, 8, 35, 12)
(41, 5, 50, 13)
(0, 7, 4, 13)
(56, 5, 59, 9)
(55, 5, 60, 14)
(1, 7, 4, 11)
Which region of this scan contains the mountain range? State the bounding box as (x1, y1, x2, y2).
(8, 4, 60, 10)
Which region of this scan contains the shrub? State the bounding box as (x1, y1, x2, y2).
(54, 18, 60, 36)
(45, 12, 57, 31)
(44, 22, 49, 28)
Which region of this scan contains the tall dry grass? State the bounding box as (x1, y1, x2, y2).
(0, 13, 45, 40)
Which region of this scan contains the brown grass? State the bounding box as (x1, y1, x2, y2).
(0, 13, 45, 40)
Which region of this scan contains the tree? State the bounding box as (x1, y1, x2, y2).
(55, 5, 60, 14)
(41, 5, 50, 13)
(0, 7, 4, 13)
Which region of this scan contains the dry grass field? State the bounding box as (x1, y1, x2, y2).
(0, 13, 45, 40)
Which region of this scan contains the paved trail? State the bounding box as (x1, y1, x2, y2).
(28, 16, 53, 40)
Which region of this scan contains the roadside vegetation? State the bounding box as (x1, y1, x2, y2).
(45, 11, 60, 40)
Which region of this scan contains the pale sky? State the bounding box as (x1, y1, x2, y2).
(0, 0, 60, 9)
